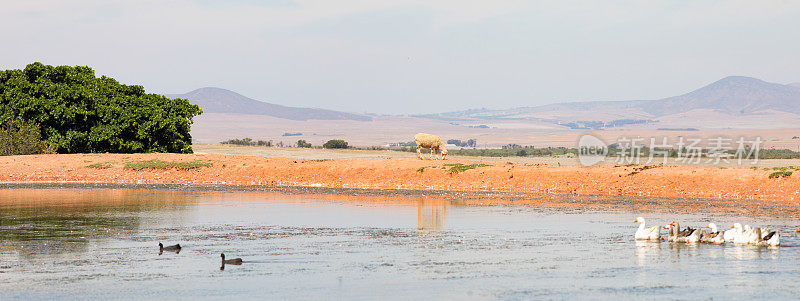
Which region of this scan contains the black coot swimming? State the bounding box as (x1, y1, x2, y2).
(220, 253, 243, 270)
(159, 243, 182, 254)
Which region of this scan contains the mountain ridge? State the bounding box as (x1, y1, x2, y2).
(425, 76, 800, 120)
(166, 87, 371, 121)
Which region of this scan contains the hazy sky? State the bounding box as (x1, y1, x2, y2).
(2, 1, 799, 114)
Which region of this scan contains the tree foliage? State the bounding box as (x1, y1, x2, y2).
(0, 119, 54, 156)
(323, 139, 348, 149)
(296, 139, 311, 148)
(0, 62, 202, 153)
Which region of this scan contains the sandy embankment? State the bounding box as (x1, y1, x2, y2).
(1, 152, 799, 204)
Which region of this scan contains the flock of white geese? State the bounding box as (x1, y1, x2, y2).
(633, 217, 798, 247)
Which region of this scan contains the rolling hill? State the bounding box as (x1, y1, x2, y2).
(423, 76, 800, 128)
(166, 87, 371, 121)
(638, 76, 800, 116)
(185, 77, 800, 146)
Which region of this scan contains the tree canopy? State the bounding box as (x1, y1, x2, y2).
(323, 139, 348, 149)
(0, 62, 202, 153)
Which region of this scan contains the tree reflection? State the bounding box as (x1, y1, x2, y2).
(0, 189, 201, 257)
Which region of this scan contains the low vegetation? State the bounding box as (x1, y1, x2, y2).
(769, 166, 800, 171)
(444, 163, 492, 173)
(768, 171, 792, 179)
(0, 119, 54, 156)
(416, 166, 435, 172)
(449, 147, 578, 157)
(759, 149, 800, 159)
(87, 162, 112, 169)
(124, 159, 212, 170)
(626, 164, 662, 176)
(417, 163, 492, 174)
(221, 138, 272, 146)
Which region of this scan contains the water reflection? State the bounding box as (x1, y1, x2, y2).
(2, 188, 800, 299)
(0, 189, 201, 257)
(726, 244, 780, 260)
(634, 239, 784, 266)
(634, 240, 661, 266)
(417, 200, 448, 234)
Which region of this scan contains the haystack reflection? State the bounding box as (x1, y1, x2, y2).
(417, 200, 448, 234)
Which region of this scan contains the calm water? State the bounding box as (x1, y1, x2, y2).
(0, 189, 798, 300)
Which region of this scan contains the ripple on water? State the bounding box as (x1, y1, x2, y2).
(1, 189, 800, 299)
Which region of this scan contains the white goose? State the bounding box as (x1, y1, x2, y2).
(744, 225, 761, 244)
(634, 217, 661, 241)
(668, 221, 700, 243)
(703, 223, 725, 244)
(722, 223, 738, 242)
(765, 229, 780, 246)
(684, 228, 701, 243)
(742, 225, 771, 239)
(732, 224, 760, 244)
(754, 228, 781, 247)
(731, 223, 748, 244)
(757, 226, 772, 239)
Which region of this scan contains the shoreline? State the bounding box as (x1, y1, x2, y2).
(1, 152, 799, 214)
(2, 181, 799, 218)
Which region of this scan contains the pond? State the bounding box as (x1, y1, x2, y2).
(0, 188, 798, 299)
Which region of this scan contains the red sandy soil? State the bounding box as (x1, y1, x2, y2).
(1, 153, 799, 204)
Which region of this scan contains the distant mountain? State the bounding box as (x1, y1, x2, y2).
(637, 76, 800, 116)
(166, 87, 371, 121)
(430, 76, 800, 120)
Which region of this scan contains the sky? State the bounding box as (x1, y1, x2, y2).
(2, 0, 800, 114)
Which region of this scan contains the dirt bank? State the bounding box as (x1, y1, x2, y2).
(1, 153, 798, 204)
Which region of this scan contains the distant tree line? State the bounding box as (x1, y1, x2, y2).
(447, 139, 477, 147)
(387, 141, 416, 147)
(221, 138, 272, 146)
(562, 119, 654, 130)
(449, 147, 577, 157)
(501, 144, 535, 150)
(219, 138, 352, 149)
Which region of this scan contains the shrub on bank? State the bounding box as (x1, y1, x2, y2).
(769, 171, 792, 179)
(0, 119, 54, 156)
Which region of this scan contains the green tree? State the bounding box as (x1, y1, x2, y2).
(296, 139, 311, 148)
(0, 62, 202, 153)
(323, 139, 348, 149)
(0, 119, 54, 156)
